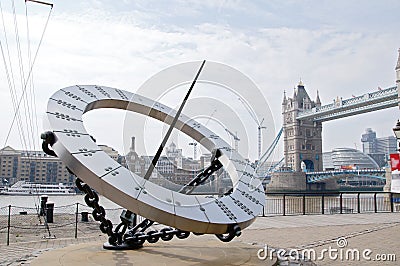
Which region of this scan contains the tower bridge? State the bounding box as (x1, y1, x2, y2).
(267, 49, 400, 192)
(281, 49, 400, 173)
(296, 86, 398, 122)
(306, 169, 386, 183)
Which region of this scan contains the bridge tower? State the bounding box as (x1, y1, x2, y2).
(282, 81, 323, 172)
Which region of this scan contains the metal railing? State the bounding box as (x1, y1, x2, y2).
(296, 86, 397, 120)
(0, 203, 145, 246)
(261, 191, 399, 216)
(1, 192, 399, 245)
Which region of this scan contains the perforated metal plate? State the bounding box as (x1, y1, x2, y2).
(45, 85, 265, 234)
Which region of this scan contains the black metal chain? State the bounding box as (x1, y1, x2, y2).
(42, 131, 240, 249)
(73, 157, 239, 248)
(41, 131, 56, 157)
(75, 178, 122, 245)
(178, 148, 223, 194)
(113, 148, 231, 247)
(75, 178, 191, 248)
(123, 222, 190, 246)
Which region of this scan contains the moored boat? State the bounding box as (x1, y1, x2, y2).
(0, 181, 76, 195)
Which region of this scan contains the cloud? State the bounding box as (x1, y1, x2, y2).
(1, 1, 399, 161)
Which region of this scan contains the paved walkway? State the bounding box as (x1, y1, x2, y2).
(240, 213, 400, 265)
(1, 213, 399, 265)
(0, 235, 107, 266)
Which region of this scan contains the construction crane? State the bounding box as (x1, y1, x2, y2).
(225, 128, 240, 151)
(188, 109, 217, 160)
(238, 97, 266, 160)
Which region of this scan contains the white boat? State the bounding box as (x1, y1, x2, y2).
(0, 181, 76, 195)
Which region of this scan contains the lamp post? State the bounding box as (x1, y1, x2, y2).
(393, 120, 400, 151)
(391, 120, 400, 198)
(189, 142, 197, 160)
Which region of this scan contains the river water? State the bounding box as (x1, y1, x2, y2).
(0, 194, 126, 225)
(0, 193, 390, 216)
(0, 194, 120, 209)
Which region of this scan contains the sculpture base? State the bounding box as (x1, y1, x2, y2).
(103, 242, 143, 250)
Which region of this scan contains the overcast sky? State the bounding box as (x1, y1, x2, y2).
(0, 0, 400, 162)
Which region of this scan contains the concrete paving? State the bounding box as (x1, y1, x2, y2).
(0, 236, 107, 266)
(1, 213, 399, 265)
(31, 237, 271, 266)
(240, 213, 400, 265)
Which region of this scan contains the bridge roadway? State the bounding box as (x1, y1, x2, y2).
(296, 86, 397, 122)
(306, 169, 386, 183)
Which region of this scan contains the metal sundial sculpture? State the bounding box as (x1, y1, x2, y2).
(41, 60, 265, 249)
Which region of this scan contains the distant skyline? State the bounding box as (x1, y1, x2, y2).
(0, 0, 399, 161)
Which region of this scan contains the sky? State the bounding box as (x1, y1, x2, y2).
(0, 0, 399, 162)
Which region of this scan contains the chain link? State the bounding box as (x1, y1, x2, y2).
(75, 176, 240, 247)
(75, 178, 192, 247)
(123, 227, 190, 246)
(44, 132, 240, 248)
(75, 178, 120, 245)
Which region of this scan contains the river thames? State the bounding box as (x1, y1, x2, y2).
(0, 192, 392, 216)
(0, 194, 120, 209)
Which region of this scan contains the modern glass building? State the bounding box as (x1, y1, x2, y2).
(323, 148, 380, 170)
(361, 128, 396, 167)
(361, 128, 377, 154)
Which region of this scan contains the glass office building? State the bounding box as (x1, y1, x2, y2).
(323, 148, 380, 170)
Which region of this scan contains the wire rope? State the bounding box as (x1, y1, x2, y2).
(0, 0, 53, 226)
(3, 2, 52, 149)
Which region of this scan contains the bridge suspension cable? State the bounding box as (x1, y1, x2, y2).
(256, 127, 283, 172)
(266, 157, 284, 173)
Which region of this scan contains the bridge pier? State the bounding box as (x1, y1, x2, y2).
(266, 171, 307, 192)
(307, 179, 339, 191)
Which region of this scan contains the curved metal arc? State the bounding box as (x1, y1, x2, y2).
(45, 85, 265, 234)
